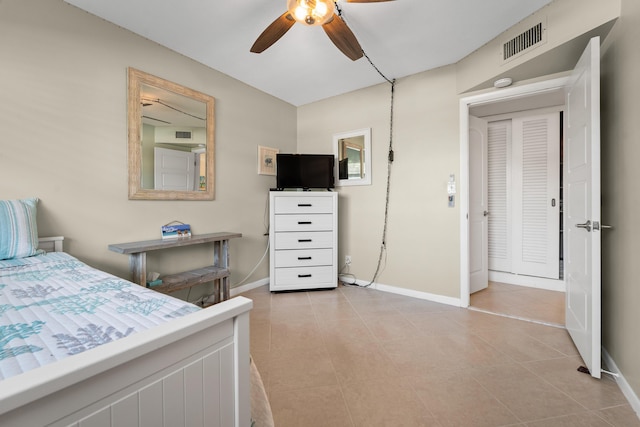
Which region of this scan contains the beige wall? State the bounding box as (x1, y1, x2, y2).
(456, 0, 620, 93)
(0, 0, 297, 300)
(297, 66, 461, 298)
(601, 0, 640, 400)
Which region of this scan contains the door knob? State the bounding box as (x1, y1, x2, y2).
(593, 221, 613, 231)
(483, 211, 490, 217)
(576, 220, 592, 232)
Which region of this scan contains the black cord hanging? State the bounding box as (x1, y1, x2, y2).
(366, 79, 394, 287)
(334, 2, 396, 287)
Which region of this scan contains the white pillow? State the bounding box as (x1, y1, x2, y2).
(0, 198, 39, 260)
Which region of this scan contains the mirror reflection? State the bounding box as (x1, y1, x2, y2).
(128, 68, 215, 200)
(333, 128, 372, 186)
(140, 84, 207, 191)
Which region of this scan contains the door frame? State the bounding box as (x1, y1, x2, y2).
(459, 77, 569, 307)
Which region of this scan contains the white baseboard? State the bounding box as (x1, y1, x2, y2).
(489, 270, 565, 292)
(243, 276, 462, 308)
(602, 347, 640, 419)
(338, 275, 462, 307)
(230, 278, 270, 297)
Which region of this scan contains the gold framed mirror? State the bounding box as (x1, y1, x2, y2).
(128, 68, 215, 200)
(333, 128, 372, 186)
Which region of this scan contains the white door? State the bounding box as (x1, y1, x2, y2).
(564, 37, 601, 379)
(487, 120, 512, 273)
(486, 115, 560, 279)
(511, 113, 561, 279)
(469, 116, 488, 293)
(154, 147, 196, 191)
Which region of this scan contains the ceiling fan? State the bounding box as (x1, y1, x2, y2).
(250, 0, 394, 61)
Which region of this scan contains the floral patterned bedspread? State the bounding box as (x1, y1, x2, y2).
(0, 252, 200, 380)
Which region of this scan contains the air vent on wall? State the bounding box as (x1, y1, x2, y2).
(502, 18, 546, 63)
(175, 131, 192, 139)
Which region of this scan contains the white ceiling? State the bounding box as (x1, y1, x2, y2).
(63, 0, 553, 106)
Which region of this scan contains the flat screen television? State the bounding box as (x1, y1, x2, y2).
(276, 153, 335, 190)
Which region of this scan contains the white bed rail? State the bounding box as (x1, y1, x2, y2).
(0, 296, 253, 427)
(38, 236, 65, 253)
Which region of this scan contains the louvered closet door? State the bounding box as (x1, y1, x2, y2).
(487, 113, 560, 280)
(512, 113, 560, 279)
(487, 120, 512, 273)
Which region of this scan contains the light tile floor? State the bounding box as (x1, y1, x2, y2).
(470, 281, 565, 326)
(241, 284, 639, 427)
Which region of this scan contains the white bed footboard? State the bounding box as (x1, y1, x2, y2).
(0, 296, 253, 427)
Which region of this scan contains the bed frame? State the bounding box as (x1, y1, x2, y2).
(0, 237, 252, 427)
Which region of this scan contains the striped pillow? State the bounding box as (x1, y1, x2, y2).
(0, 198, 39, 260)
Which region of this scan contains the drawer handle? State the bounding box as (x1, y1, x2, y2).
(298, 256, 312, 260)
(298, 221, 312, 225)
(298, 274, 312, 278)
(298, 203, 312, 207)
(298, 239, 312, 243)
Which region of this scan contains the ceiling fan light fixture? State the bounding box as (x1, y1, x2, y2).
(287, 0, 334, 26)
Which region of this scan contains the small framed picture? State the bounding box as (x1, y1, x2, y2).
(258, 145, 279, 175)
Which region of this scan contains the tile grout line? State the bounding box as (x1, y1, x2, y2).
(468, 305, 565, 329)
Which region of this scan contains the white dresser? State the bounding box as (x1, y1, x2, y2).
(269, 191, 338, 291)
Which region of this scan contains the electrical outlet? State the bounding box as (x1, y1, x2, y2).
(345, 255, 352, 265)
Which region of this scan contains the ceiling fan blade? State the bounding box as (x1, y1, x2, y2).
(250, 12, 296, 54)
(345, 0, 394, 3)
(322, 14, 363, 61)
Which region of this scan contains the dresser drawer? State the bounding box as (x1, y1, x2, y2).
(274, 231, 333, 250)
(274, 214, 333, 232)
(273, 196, 334, 214)
(274, 248, 333, 268)
(273, 265, 335, 286)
